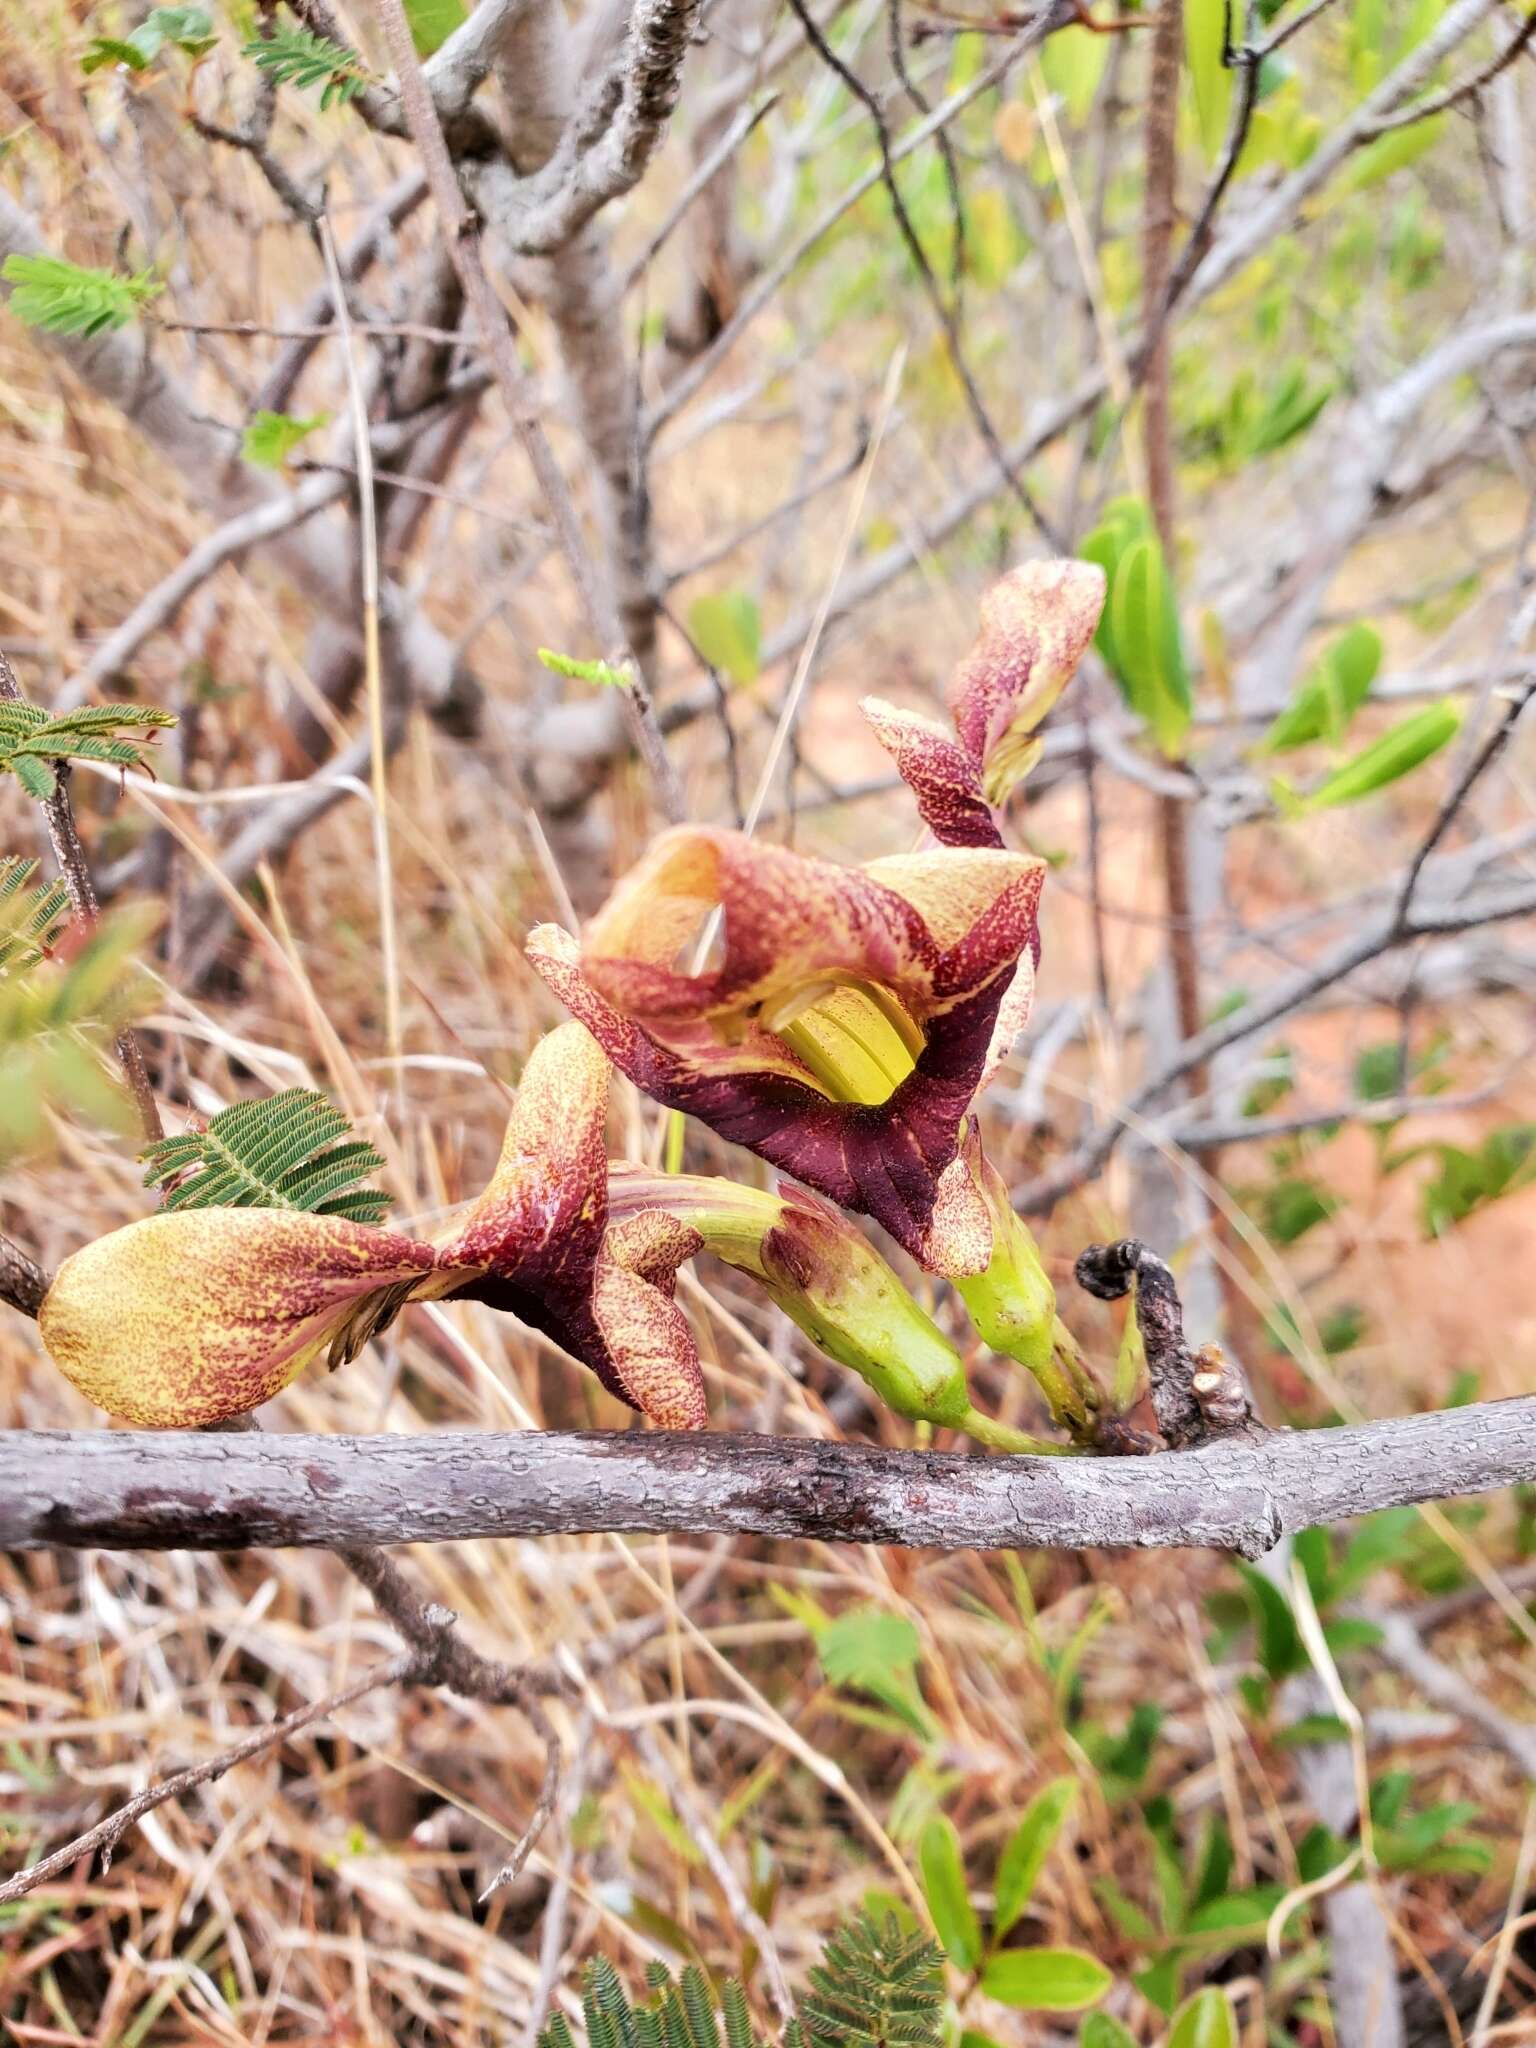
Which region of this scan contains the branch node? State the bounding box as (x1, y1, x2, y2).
(1075, 1239, 1265, 1449)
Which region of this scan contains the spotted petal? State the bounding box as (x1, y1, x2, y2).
(39, 1208, 440, 1427)
(859, 696, 1001, 848)
(948, 559, 1105, 804)
(436, 1022, 709, 1427)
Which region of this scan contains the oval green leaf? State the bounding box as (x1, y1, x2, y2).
(1279, 698, 1462, 813)
(1106, 534, 1193, 758)
(995, 1778, 1078, 1939)
(1167, 1986, 1236, 2048)
(979, 1947, 1111, 2011)
(688, 590, 762, 685)
(919, 1816, 982, 1972)
(1079, 2016, 1137, 2048)
(1259, 622, 1383, 753)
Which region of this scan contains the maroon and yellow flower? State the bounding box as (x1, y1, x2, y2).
(863, 557, 1106, 844)
(526, 828, 1045, 1276)
(39, 1024, 707, 1429)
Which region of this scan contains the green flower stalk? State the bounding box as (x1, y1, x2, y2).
(608, 1167, 1073, 1454)
(945, 1127, 1105, 1442)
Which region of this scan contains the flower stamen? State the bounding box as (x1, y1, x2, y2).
(764, 981, 922, 1106)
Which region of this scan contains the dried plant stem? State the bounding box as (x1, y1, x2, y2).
(319, 219, 403, 1078)
(0, 1650, 422, 1907)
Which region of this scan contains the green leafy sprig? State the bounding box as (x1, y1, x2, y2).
(534, 1910, 946, 2048)
(0, 858, 69, 974)
(2, 253, 163, 337)
(241, 24, 370, 108)
(142, 1088, 392, 1225)
(82, 6, 217, 75)
(0, 699, 177, 800)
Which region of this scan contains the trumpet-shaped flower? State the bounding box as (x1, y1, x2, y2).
(527, 827, 1045, 1276)
(863, 558, 1106, 843)
(39, 1024, 708, 1429)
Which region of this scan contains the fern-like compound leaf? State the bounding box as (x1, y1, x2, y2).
(142, 1087, 391, 1223)
(1, 253, 163, 336)
(0, 696, 176, 798)
(795, 1913, 945, 2048)
(242, 24, 369, 108)
(0, 858, 69, 973)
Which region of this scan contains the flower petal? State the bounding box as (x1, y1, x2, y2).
(578, 827, 937, 1040)
(437, 1024, 710, 1427)
(39, 1208, 439, 1427)
(861, 847, 1045, 992)
(860, 696, 1001, 848)
(434, 1021, 609, 1276)
(948, 559, 1105, 803)
(590, 1210, 708, 1428)
(528, 843, 1045, 1273)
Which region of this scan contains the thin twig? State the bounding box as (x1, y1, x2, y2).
(782, 0, 1061, 545)
(374, 0, 686, 824)
(0, 1649, 423, 1906)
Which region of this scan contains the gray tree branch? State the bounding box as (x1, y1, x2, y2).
(2, 1400, 1533, 1561)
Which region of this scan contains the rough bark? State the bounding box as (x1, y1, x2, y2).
(2, 1400, 1533, 1558)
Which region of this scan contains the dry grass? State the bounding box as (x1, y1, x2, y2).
(4, 3, 1536, 2041)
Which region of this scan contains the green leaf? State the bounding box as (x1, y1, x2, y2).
(819, 1608, 920, 1690)
(1274, 1713, 1352, 1748)
(1105, 534, 1193, 758)
(242, 409, 329, 469)
(141, 1087, 391, 1224)
(242, 24, 368, 108)
(1245, 362, 1333, 458)
(994, 1779, 1078, 1939)
(3, 252, 162, 336)
(1167, 1987, 1236, 2048)
(1078, 2018, 1137, 2048)
(1, 693, 175, 795)
(797, 1911, 946, 2047)
(819, 1608, 932, 1740)
(918, 1817, 981, 1971)
(1275, 699, 1462, 813)
(1234, 1561, 1304, 1679)
(1038, 23, 1108, 123)
(1080, 495, 1153, 680)
(1258, 1177, 1336, 1246)
(0, 899, 158, 1164)
(10, 752, 56, 799)
(687, 591, 762, 686)
(1418, 1124, 1536, 1236)
(404, 0, 465, 56)
(85, 7, 216, 69)
(978, 1947, 1110, 2012)
(82, 36, 154, 73)
(1185, 0, 1233, 161)
(1339, 115, 1446, 196)
(1258, 624, 1383, 753)
(537, 647, 634, 690)
(1184, 1885, 1285, 1935)
(0, 858, 69, 974)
